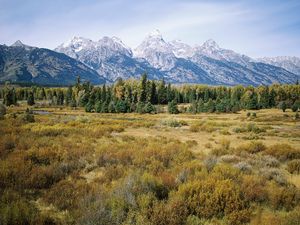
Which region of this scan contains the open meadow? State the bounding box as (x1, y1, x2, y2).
(1, 103, 300, 225)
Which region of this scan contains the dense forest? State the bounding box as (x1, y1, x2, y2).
(1, 75, 300, 114)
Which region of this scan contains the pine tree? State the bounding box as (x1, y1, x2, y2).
(56, 90, 64, 105)
(85, 101, 94, 112)
(280, 101, 287, 112)
(144, 102, 156, 114)
(157, 79, 167, 104)
(140, 73, 147, 103)
(248, 92, 258, 110)
(115, 100, 128, 113)
(150, 81, 157, 104)
(168, 100, 179, 114)
(27, 91, 35, 106)
(102, 84, 107, 102)
(206, 99, 215, 113)
(136, 102, 145, 114)
(4, 88, 17, 106)
(100, 101, 108, 113)
(95, 101, 102, 113)
(197, 99, 205, 113)
(107, 101, 115, 113)
(188, 101, 198, 114)
(66, 86, 73, 106)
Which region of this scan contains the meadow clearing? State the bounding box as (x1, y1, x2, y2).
(0, 103, 300, 225)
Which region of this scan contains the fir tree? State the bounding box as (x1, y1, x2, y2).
(168, 100, 179, 114)
(27, 91, 35, 106)
(140, 73, 148, 103)
(157, 79, 167, 104)
(150, 80, 157, 104)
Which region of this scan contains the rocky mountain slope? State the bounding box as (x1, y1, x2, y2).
(0, 41, 106, 85)
(56, 30, 299, 86)
(258, 56, 300, 76)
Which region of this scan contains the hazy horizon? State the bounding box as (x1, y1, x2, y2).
(1, 0, 300, 58)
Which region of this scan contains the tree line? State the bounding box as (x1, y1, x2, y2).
(1, 74, 300, 114)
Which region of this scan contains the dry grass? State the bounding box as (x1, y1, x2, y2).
(0, 106, 299, 224)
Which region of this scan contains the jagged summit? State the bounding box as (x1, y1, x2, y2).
(201, 39, 220, 50)
(148, 29, 163, 38)
(53, 30, 300, 85)
(11, 40, 25, 47)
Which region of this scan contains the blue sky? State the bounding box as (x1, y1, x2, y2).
(1, 0, 300, 58)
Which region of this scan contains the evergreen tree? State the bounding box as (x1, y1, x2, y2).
(248, 92, 258, 110)
(66, 86, 73, 106)
(27, 91, 35, 106)
(150, 81, 157, 104)
(197, 99, 205, 113)
(102, 84, 107, 102)
(157, 79, 167, 104)
(85, 101, 94, 112)
(115, 100, 128, 113)
(139, 73, 148, 103)
(56, 90, 64, 105)
(100, 101, 108, 113)
(136, 102, 145, 114)
(168, 100, 179, 114)
(79, 92, 89, 107)
(206, 99, 215, 113)
(143, 102, 156, 114)
(280, 101, 287, 112)
(258, 86, 270, 108)
(269, 89, 276, 107)
(39, 88, 46, 100)
(291, 103, 298, 112)
(95, 101, 102, 113)
(188, 101, 198, 114)
(107, 101, 115, 113)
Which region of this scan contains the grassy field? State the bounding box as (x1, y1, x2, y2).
(1, 104, 300, 225)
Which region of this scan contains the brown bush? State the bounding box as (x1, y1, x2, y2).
(266, 181, 300, 210)
(287, 159, 300, 174)
(236, 141, 266, 154)
(44, 179, 90, 210)
(264, 144, 300, 161)
(241, 175, 267, 202)
(177, 178, 250, 220)
(149, 198, 188, 225)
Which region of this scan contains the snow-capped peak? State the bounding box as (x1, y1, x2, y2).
(148, 29, 163, 38)
(11, 40, 34, 50)
(11, 40, 25, 47)
(201, 39, 220, 51)
(169, 39, 195, 58)
(134, 30, 177, 70)
(258, 56, 300, 75)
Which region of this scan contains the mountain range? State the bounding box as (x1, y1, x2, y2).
(0, 41, 106, 85)
(1, 30, 300, 86)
